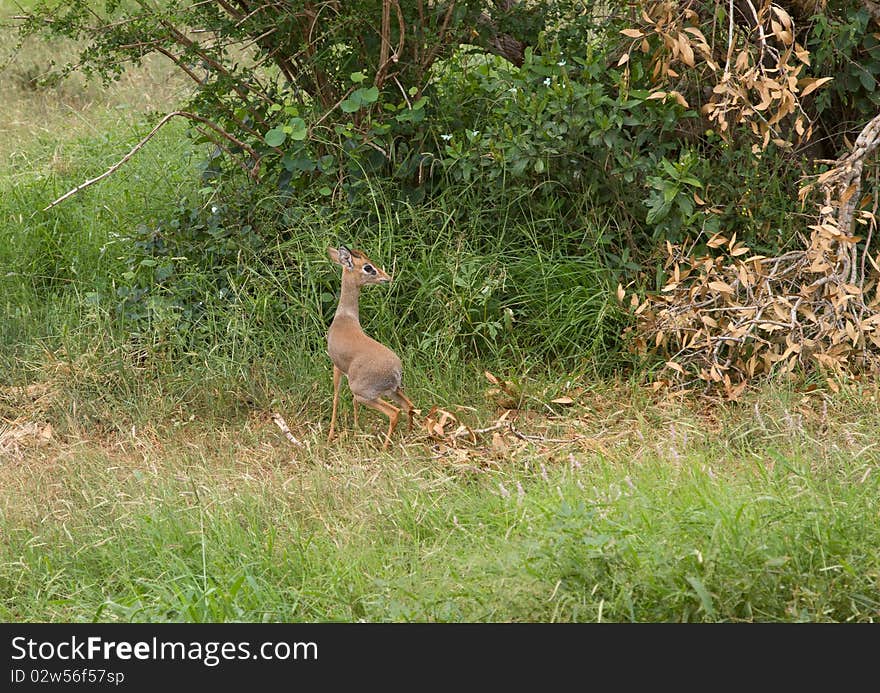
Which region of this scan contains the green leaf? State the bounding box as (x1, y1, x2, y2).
(288, 117, 308, 141)
(319, 186, 332, 196)
(350, 71, 366, 83)
(282, 154, 316, 172)
(340, 98, 360, 113)
(359, 85, 380, 104)
(685, 576, 716, 618)
(264, 127, 286, 147)
(318, 154, 335, 172)
(660, 159, 679, 177)
(155, 264, 174, 282)
(534, 158, 545, 174)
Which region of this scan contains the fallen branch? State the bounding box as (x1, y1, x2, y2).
(271, 412, 304, 449)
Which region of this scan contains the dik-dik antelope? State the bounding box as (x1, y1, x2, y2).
(326, 245, 415, 449)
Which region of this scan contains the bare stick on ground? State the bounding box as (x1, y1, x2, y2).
(272, 413, 304, 449)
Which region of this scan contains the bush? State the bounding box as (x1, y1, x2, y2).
(16, 1, 879, 375)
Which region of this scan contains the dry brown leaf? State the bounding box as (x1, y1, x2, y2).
(677, 34, 695, 67)
(708, 280, 735, 294)
(668, 90, 689, 108)
(799, 76, 833, 98)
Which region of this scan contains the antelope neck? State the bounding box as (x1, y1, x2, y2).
(334, 273, 362, 324)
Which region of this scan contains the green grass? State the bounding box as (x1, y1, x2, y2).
(1, 381, 878, 622)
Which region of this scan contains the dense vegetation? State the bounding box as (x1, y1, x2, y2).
(1, 1, 878, 622)
(11, 0, 880, 373)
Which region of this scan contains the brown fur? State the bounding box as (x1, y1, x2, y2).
(326, 245, 415, 449)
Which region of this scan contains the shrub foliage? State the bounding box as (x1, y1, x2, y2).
(15, 0, 880, 375)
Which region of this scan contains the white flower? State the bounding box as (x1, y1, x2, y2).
(440, 133, 453, 141)
(211, 205, 218, 214)
(543, 77, 551, 87)
(557, 59, 566, 66)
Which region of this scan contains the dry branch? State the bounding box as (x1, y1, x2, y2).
(813, 110, 880, 236)
(272, 412, 304, 449)
(631, 107, 880, 395)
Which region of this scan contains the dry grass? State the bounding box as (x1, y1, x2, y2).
(0, 22, 189, 171)
(2, 366, 877, 508)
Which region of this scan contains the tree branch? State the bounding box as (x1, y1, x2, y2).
(43, 111, 261, 211)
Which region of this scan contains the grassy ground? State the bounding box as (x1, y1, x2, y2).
(1, 5, 878, 623)
(2, 373, 878, 622)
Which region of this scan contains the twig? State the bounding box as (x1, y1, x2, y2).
(723, 0, 734, 78)
(421, 0, 456, 70)
(375, 0, 406, 90)
(393, 75, 412, 108)
(376, 0, 392, 88)
(509, 424, 578, 445)
(272, 412, 304, 448)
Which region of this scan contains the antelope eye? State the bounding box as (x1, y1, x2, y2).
(363, 264, 375, 274)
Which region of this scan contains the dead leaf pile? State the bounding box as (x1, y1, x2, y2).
(627, 216, 880, 396)
(415, 372, 618, 468)
(0, 421, 54, 461)
(625, 80, 880, 396)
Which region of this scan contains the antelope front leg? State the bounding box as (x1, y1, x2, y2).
(328, 365, 342, 442)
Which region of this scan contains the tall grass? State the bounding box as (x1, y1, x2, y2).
(2, 155, 625, 404)
(0, 6, 195, 379)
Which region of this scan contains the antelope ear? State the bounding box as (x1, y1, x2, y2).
(328, 245, 354, 270)
(336, 245, 354, 270)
